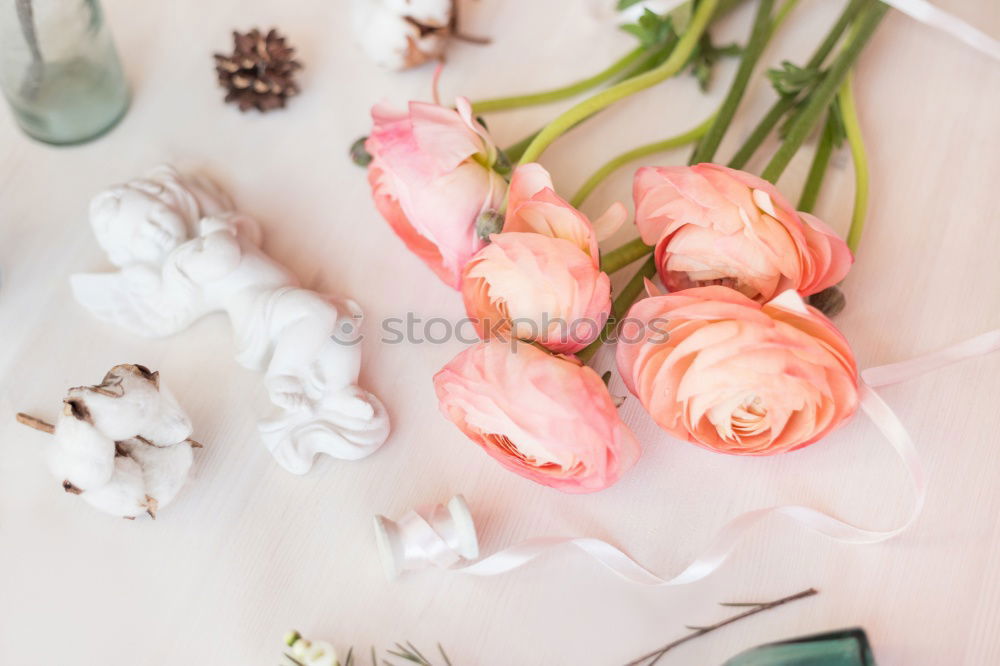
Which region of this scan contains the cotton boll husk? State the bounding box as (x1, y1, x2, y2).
(47, 410, 115, 491)
(80, 456, 149, 518)
(117, 438, 193, 508)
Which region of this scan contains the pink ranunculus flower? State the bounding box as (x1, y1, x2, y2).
(434, 339, 641, 492)
(461, 232, 612, 354)
(366, 97, 507, 288)
(616, 286, 859, 456)
(503, 163, 627, 265)
(633, 164, 853, 302)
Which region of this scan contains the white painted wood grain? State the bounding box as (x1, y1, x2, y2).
(0, 1, 997, 664)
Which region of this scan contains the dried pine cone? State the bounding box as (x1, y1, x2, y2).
(214, 28, 302, 112)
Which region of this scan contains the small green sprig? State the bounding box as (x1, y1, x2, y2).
(620, 9, 678, 48)
(689, 34, 742, 91)
(385, 642, 453, 666)
(767, 60, 820, 96)
(626, 588, 819, 665)
(281, 638, 453, 666)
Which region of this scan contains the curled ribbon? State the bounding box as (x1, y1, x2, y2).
(377, 330, 997, 585)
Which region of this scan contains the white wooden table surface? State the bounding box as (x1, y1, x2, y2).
(1, 1, 998, 664)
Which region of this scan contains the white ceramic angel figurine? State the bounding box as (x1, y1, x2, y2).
(70, 166, 390, 474)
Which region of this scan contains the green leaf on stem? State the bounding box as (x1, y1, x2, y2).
(688, 33, 742, 92)
(621, 9, 677, 48)
(776, 78, 847, 145)
(767, 60, 820, 96)
(826, 97, 847, 147)
(616, 0, 646, 9)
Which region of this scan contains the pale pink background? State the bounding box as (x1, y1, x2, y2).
(0, 1, 998, 664)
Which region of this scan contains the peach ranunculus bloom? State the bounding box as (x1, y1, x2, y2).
(502, 163, 627, 264)
(461, 163, 623, 354)
(633, 164, 853, 302)
(616, 285, 859, 456)
(461, 232, 612, 354)
(434, 339, 642, 492)
(366, 97, 507, 289)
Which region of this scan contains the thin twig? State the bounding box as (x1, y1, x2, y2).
(625, 588, 819, 665)
(16, 413, 54, 434)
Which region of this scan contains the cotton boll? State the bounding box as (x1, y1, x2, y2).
(117, 438, 193, 509)
(20, 363, 201, 519)
(74, 365, 193, 446)
(352, 0, 452, 70)
(80, 456, 150, 518)
(134, 382, 193, 446)
(47, 405, 115, 491)
(382, 0, 451, 24)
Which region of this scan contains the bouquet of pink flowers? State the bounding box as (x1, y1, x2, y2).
(357, 0, 889, 492)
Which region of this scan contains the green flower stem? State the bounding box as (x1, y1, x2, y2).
(575, 113, 717, 276)
(580, 0, 797, 277)
(471, 46, 648, 114)
(728, 0, 866, 170)
(618, 38, 679, 82)
(578, 256, 657, 364)
(839, 71, 868, 253)
(570, 113, 715, 208)
(470, 0, 758, 116)
(797, 110, 837, 212)
(517, 0, 720, 166)
(503, 132, 538, 163)
(689, 0, 776, 164)
(728, 99, 793, 169)
(601, 237, 655, 274)
(577, 0, 800, 364)
(504, 40, 680, 166)
(772, 0, 801, 28)
(759, 1, 887, 183)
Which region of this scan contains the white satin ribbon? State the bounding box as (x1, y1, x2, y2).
(862, 329, 1000, 387)
(887, 0, 1000, 61)
(616, 0, 1000, 61)
(383, 330, 997, 586)
(459, 382, 923, 586)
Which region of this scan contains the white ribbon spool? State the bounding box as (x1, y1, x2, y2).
(373, 495, 479, 580)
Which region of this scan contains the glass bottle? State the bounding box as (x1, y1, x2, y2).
(0, 0, 129, 144)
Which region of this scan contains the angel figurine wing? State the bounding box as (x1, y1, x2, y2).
(70, 263, 214, 338)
